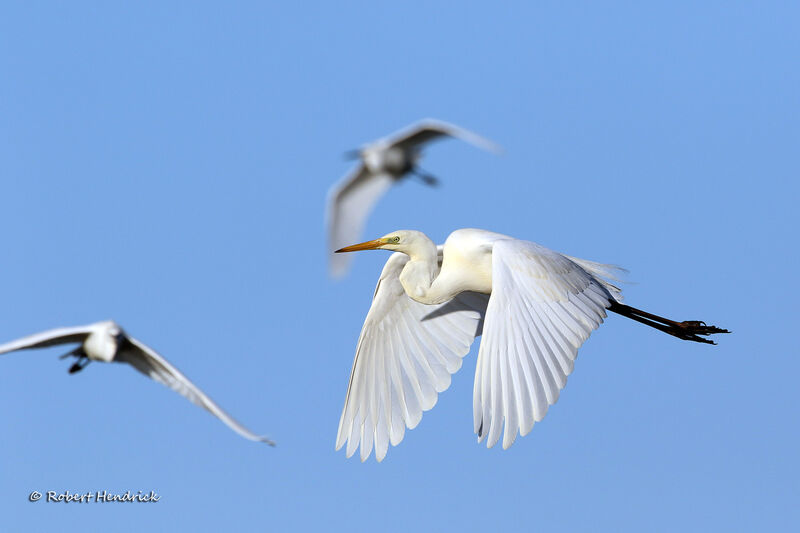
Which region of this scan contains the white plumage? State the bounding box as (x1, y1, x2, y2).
(0, 320, 275, 445)
(326, 119, 501, 277)
(335, 228, 726, 461)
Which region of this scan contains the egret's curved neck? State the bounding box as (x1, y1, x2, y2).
(398, 240, 456, 305)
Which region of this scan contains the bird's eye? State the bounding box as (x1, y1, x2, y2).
(392, 236, 401, 243)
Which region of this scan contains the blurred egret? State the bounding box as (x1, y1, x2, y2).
(334, 229, 728, 461)
(0, 320, 275, 445)
(326, 119, 502, 277)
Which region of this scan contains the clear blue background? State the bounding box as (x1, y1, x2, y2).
(1, 1, 797, 531)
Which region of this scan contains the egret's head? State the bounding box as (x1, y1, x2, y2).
(335, 230, 429, 255)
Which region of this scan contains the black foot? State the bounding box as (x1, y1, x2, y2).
(417, 174, 439, 186)
(674, 321, 731, 344)
(410, 168, 440, 187)
(608, 302, 729, 345)
(68, 357, 89, 374)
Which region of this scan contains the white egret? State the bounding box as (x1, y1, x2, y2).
(334, 229, 728, 461)
(0, 320, 275, 445)
(326, 119, 502, 277)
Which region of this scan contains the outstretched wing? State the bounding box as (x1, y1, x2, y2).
(326, 165, 394, 277)
(387, 118, 503, 154)
(336, 250, 489, 462)
(116, 337, 274, 445)
(0, 325, 94, 355)
(473, 239, 620, 450)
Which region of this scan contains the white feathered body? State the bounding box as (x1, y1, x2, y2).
(82, 320, 121, 362)
(336, 227, 626, 461)
(362, 144, 415, 176)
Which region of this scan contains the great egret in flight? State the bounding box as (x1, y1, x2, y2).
(334, 229, 728, 461)
(326, 119, 502, 277)
(0, 320, 275, 445)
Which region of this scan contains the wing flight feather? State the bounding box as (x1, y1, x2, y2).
(326, 166, 394, 277)
(0, 325, 94, 355)
(117, 338, 274, 445)
(473, 239, 619, 450)
(336, 250, 488, 461)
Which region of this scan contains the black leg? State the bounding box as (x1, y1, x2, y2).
(409, 167, 440, 187)
(60, 347, 90, 373)
(608, 301, 729, 344)
(68, 356, 90, 374)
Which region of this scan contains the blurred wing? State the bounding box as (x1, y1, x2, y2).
(326, 164, 394, 277)
(473, 239, 618, 450)
(336, 250, 489, 462)
(388, 118, 503, 154)
(117, 337, 274, 445)
(0, 325, 93, 355)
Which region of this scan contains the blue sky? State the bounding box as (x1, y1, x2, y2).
(1, 1, 797, 531)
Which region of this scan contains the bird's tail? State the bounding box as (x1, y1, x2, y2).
(566, 255, 627, 303)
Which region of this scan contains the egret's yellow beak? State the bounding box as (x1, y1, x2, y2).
(335, 238, 386, 253)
